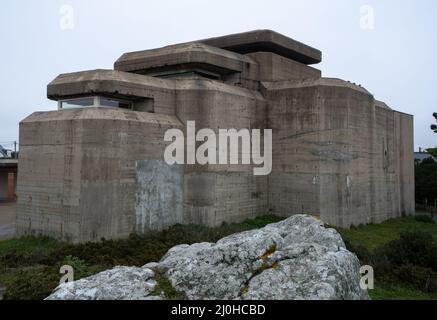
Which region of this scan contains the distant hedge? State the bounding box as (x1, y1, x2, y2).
(415, 158, 437, 205)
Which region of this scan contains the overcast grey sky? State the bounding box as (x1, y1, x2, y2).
(0, 0, 435, 151)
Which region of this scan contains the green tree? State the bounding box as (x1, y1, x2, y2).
(415, 158, 437, 204)
(428, 147, 437, 159)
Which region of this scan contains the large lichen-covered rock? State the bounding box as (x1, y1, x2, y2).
(158, 215, 368, 300)
(46, 215, 369, 300)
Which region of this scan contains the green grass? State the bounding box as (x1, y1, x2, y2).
(337, 216, 437, 252)
(0, 236, 61, 257)
(336, 214, 437, 300)
(370, 286, 437, 300)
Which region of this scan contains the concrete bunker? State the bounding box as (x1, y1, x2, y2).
(16, 30, 414, 242)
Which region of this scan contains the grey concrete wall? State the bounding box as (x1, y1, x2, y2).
(394, 111, 415, 217)
(263, 78, 415, 228)
(317, 83, 377, 227)
(247, 52, 321, 82)
(175, 79, 268, 227)
(265, 84, 322, 219)
(17, 108, 183, 242)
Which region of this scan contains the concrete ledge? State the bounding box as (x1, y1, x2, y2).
(20, 108, 183, 127)
(262, 77, 372, 95)
(375, 100, 392, 110)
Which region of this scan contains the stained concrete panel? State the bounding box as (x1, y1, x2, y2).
(135, 160, 183, 233)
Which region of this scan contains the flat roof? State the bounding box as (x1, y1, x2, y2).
(198, 29, 321, 65)
(0, 159, 18, 169)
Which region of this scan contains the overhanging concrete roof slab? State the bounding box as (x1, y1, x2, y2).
(47, 69, 174, 100)
(198, 29, 321, 65)
(114, 43, 257, 76)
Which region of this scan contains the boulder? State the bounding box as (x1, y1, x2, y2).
(46, 215, 369, 300)
(46, 266, 160, 300)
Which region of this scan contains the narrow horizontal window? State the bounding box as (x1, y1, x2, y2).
(99, 97, 133, 109)
(59, 96, 134, 110)
(60, 97, 95, 109)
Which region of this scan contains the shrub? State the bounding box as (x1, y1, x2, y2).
(415, 160, 437, 204)
(380, 231, 437, 270)
(3, 266, 60, 300)
(391, 264, 437, 293)
(414, 215, 435, 224)
(343, 240, 372, 265)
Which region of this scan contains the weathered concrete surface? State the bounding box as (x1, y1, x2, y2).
(247, 52, 321, 81)
(17, 108, 184, 242)
(175, 79, 268, 227)
(115, 42, 258, 78)
(0, 202, 15, 240)
(46, 215, 368, 300)
(264, 78, 415, 227)
(135, 160, 184, 233)
(17, 30, 415, 241)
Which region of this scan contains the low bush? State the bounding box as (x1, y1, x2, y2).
(391, 264, 437, 293)
(380, 231, 437, 270)
(414, 215, 435, 224)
